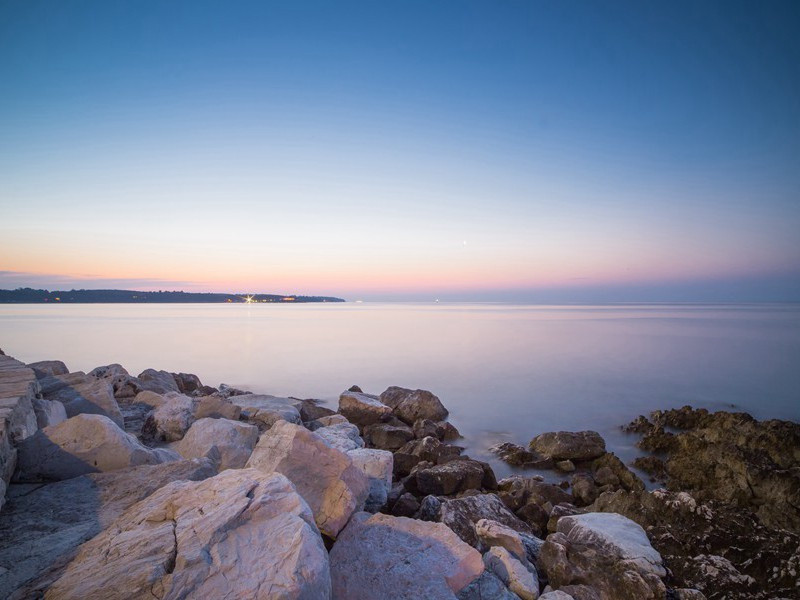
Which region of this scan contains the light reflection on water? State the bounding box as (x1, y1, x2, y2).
(2, 302, 799, 479)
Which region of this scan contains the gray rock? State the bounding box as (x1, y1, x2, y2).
(40, 372, 124, 428)
(528, 431, 606, 462)
(457, 570, 519, 600)
(379, 386, 449, 424)
(142, 393, 196, 442)
(230, 394, 302, 429)
(315, 422, 364, 453)
(136, 368, 180, 394)
(27, 360, 69, 378)
(347, 448, 392, 512)
(364, 421, 414, 450)
(440, 493, 533, 549)
(416, 459, 486, 496)
(175, 417, 258, 470)
(32, 397, 67, 428)
(484, 546, 540, 600)
(338, 390, 391, 427)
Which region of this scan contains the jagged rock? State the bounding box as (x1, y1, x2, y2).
(538, 512, 666, 600)
(632, 456, 667, 481)
(498, 476, 574, 515)
(171, 372, 202, 394)
(299, 399, 336, 422)
(484, 546, 540, 600)
(413, 418, 440, 439)
(439, 493, 533, 549)
(45, 469, 331, 600)
(528, 431, 606, 462)
(193, 395, 240, 420)
(591, 453, 644, 492)
(418, 494, 443, 521)
(142, 393, 196, 442)
(394, 436, 462, 476)
(438, 421, 462, 441)
(457, 570, 519, 600)
(490, 442, 554, 469)
(348, 448, 393, 512)
(175, 417, 258, 470)
(136, 368, 180, 394)
(338, 390, 391, 427)
(475, 518, 526, 561)
(391, 492, 421, 517)
(31, 397, 67, 428)
(14, 414, 178, 481)
(364, 421, 414, 450)
(415, 459, 486, 496)
(39, 371, 124, 428)
(329, 512, 484, 599)
(230, 394, 302, 429)
(27, 360, 69, 378)
(307, 414, 349, 430)
(570, 473, 598, 506)
(546, 503, 585, 533)
(217, 383, 251, 397)
(246, 420, 369, 538)
(314, 422, 364, 453)
(379, 386, 449, 424)
(89, 364, 142, 399)
(0, 458, 216, 599)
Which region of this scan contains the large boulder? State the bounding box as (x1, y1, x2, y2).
(45, 469, 331, 600)
(457, 571, 519, 600)
(136, 368, 180, 394)
(538, 512, 666, 600)
(246, 420, 369, 538)
(193, 395, 240, 420)
(528, 431, 606, 462)
(230, 394, 302, 429)
(176, 417, 258, 470)
(439, 493, 534, 550)
(329, 512, 484, 599)
(364, 421, 414, 450)
(171, 372, 203, 394)
(0, 459, 216, 599)
(314, 422, 364, 453)
(484, 546, 540, 600)
(348, 448, 393, 512)
(39, 372, 124, 428)
(415, 459, 486, 496)
(27, 360, 69, 378)
(31, 397, 67, 428)
(379, 386, 449, 424)
(89, 364, 142, 399)
(14, 414, 178, 481)
(142, 393, 196, 442)
(337, 390, 391, 427)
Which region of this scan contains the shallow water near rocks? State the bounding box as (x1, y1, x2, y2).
(2, 302, 799, 480)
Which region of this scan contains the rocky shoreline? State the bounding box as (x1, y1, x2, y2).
(1, 349, 798, 599)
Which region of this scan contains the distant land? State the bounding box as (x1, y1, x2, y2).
(0, 288, 345, 304)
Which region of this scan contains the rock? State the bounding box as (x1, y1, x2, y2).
(394, 436, 463, 475)
(555, 460, 575, 472)
(230, 394, 302, 429)
(391, 492, 421, 517)
(89, 364, 142, 399)
(27, 360, 69, 378)
(538, 512, 666, 600)
(193, 395, 240, 420)
(475, 518, 527, 561)
(631, 456, 667, 481)
(498, 476, 574, 514)
(337, 390, 391, 427)
(45, 469, 331, 600)
(379, 386, 449, 424)
(591, 453, 644, 492)
(418, 494, 443, 521)
(348, 448, 393, 512)
(413, 418, 440, 439)
(546, 503, 584, 533)
(438, 421, 462, 441)
(0, 458, 216, 599)
(307, 414, 349, 430)
(538, 592, 575, 600)
(416, 459, 486, 496)
(39, 372, 124, 428)
(31, 397, 67, 428)
(314, 422, 364, 453)
(457, 570, 519, 600)
(132, 390, 169, 409)
(299, 399, 336, 422)
(217, 383, 251, 397)
(440, 493, 533, 549)
(570, 473, 598, 506)
(490, 442, 554, 469)
(136, 368, 180, 394)
(528, 431, 606, 462)
(673, 590, 707, 600)
(171, 372, 202, 394)
(142, 393, 196, 442)
(246, 420, 369, 538)
(175, 417, 258, 470)
(15, 414, 178, 481)
(364, 421, 414, 450)
(329, 512, 484, 599)
(484, 546, 540, 600)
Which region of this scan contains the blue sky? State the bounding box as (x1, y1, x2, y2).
(1, 1, 799, 301)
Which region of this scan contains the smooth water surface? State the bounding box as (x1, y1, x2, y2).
(2, 303, 799, 478)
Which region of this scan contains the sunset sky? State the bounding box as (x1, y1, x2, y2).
(2, 1, 799, 301)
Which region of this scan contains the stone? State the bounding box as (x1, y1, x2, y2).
(364, 421, 414, 450)
(193, 395, 240, 420)
(591, 453, 644, 492)
(475, 518, 527, 561)
(440, 493, 533, 549)
(490, 442, 553, 469)
(142, 393, 196, 442)
(14, 414, 178, 481)
(570, 473, 598, 506)
(31, 397, 67, 428)
(556, 460, 575, 472)
(45, 469, 331, 600)
(299, 399, 336, 422)
(528, 431, 606, 462)
(176, 417, 258, 470)
(171, 372, 202, 394)
(0, 458, 216, 599)
(89, 364, 142, 399)
(329, 512, 484, 599)
(438, 421, 462, 441)
(538, 512, 666, 600)
(457, 570, 519, 600)
(27, 360, 69, 378)
(40, 371, 124, 428)
(136, 368, 180, 394)
(246, 420, 369, 538)
(348, 448, 393, 512)
(418, 494, 443, 521)
(230, 394, 302, 429)
(314, 422, 364, 453)
(415, 459, 486, 496)
(538, 592, 575, 600)
(391, 492, 421, 517)
(498, 476, 574, 514)
(484, 546, 540, 600)
(379, 386, 449, 424)
(413, 418, 440, 439)
(395, 436, 462, 474)
(337, 390, 391, 427)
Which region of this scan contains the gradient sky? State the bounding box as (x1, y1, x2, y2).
(1, 1, 799, 301)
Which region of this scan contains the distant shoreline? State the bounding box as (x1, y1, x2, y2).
(0, 288, 345, 304)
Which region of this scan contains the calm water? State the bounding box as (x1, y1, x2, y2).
(2, 303, 799, 478)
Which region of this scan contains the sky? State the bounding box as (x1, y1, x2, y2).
(1, 0, 799, 302)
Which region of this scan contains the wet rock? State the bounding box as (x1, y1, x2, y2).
(555, 460, 575, 472)
(45, 470, 331, 600)
(364, 421, 414, 450)
(484, 546, 540, 600)
(246, 420, 369, 538)
(379, 386, 449, 425)
(175, 417, 258, 470)
(438, 421, 462, 441)
(15, 414, 178, 481)
(632, 456, 667, 481)
(498, 476, 574, 514)
(439, 493, 533, 549)
(39, 371, 124, 428)
(538, 512, 666, 600)
(396, 435, 462, 467)
(592, 452, 644, 491)
(413, 418, 440, 439)
(329, 512, 484, 599)
(338, 389, 391, 427)
(528, 431, 606, 462)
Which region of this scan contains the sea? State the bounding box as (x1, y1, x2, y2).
(2, 302, 799, 479)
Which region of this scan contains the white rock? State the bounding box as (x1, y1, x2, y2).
(484, 546, 540, 600)
(45, 469, 331, 600)
(539, 592, 574, 600)
(15, 414, 178, 481)
(246, 420, 369, 538)
(176, 418, 259, 470)
(347, 448, 393, 512)
(31, 397, 67, 428)
(315, 422, 364, 453)
(330, 512, 484, 599)
(143, 394, 196, 442)
(476, 518, 527, 561)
